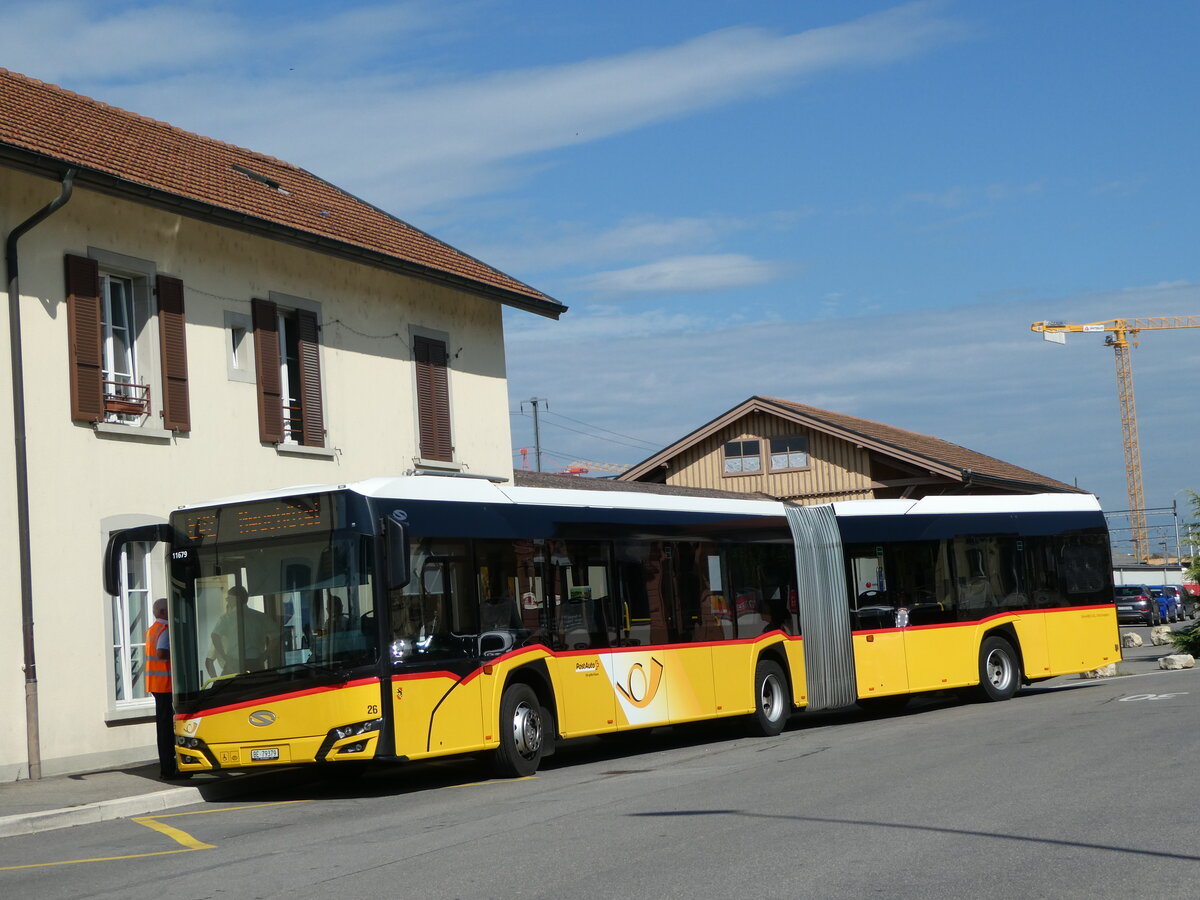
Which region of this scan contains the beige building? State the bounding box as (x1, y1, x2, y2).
(0, 69, 564, 780)
(620, 396, 1076, 501)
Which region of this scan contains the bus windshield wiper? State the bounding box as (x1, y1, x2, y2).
(287, 660, 352, 681)
(199, 662, 343, 697)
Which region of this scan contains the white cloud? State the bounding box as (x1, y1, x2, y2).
(566, 254, 789, 298)
(0, 2, 238, 80)
(896, 179, 1043, 212)
(507, 280, 1200, 507)
(4, 1, 965, 212)
(0, 1, 439, 82)
(472, 215, 751, 273)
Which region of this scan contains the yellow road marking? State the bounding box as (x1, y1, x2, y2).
(0, 800, 309, 871)
(0, 848, 194, 871)
(132, 816, 216, 851)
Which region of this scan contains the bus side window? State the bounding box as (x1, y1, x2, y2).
(614, 541, 651, 647)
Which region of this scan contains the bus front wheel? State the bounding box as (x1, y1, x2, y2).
(748, 659, 790, 737)
(976, 636, 1020, 702)
(493, 683, 545, 777)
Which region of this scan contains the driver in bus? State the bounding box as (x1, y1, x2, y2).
(209, 585, 269, 674)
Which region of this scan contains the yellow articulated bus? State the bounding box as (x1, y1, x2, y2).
(104, 477, 1119, 778)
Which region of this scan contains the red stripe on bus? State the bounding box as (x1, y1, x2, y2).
(852, 604, 1115, 637)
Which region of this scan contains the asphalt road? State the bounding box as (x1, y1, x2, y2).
(2, 663, 1197, 899)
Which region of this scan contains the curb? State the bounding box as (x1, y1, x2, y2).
(0, 785, 202, 839)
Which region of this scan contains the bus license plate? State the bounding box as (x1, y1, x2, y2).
(250, 748, 279, 761)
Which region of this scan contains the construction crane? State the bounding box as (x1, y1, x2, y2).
(1031, 316, 1200, 560)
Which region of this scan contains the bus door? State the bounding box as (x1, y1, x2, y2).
(389, 541, 484, 757)
(845, 545, 909, 699)
(541, 541, 619, 738)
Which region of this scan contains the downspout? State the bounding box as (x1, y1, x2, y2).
(5, 168, 75, 780)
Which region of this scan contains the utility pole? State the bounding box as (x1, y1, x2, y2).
(521, 397, 547, 473)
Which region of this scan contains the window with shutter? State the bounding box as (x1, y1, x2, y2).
(252, 298, 284, 444)
(65, 254, 104, 423)
(414, 335, 453, 462)
(157, 275, 190, 432)
(64, 252, 189, 431)
(253, 297, 325, 447)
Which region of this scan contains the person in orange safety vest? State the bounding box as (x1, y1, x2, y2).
(146, 597, 181, 779)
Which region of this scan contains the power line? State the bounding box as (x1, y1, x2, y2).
(511, 410, 656, 453)
(540, 409, 659, 449)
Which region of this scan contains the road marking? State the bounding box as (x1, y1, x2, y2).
(133, 815, 216, 850)
(0, 800, 309, 871)
(0, 848, 195, 870)
(1118, 692, 1189, 702)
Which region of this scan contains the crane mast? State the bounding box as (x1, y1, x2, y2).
(1031, 316, 1200, 561)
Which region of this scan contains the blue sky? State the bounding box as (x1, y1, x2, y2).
(5, 0, 1198, 544)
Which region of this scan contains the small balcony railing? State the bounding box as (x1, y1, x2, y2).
(104, 380, 150, 417)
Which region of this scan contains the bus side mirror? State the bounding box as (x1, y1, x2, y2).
(385, 511, 411, 590)
(103, 523, 173, 596)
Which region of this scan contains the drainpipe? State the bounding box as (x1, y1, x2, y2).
(5, 168, 75, 780)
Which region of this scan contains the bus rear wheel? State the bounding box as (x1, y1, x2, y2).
(747, 659, 790, 737)
(976, 636, 1020, 702)
(493, 683, 545, 777)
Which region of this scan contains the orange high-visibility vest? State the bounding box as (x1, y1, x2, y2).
(146, 619, 171, 694)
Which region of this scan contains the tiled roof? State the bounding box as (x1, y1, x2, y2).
(0, 68, 562, 317)
(756, 396, 1076, 491)
(621, 395, 1077, 493)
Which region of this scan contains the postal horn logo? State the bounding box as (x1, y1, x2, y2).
(248, 709, 276, 727)
(616, 657, 664, 708)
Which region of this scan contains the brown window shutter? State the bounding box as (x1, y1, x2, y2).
(156, 275, 190, 432)
(64, 254, 103, 423)
(415, 336, 452, 461)
(252, 298, 283, 443)
(296, 310, 324, 447)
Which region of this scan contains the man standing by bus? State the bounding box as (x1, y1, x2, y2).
(146, 597, 179, 780)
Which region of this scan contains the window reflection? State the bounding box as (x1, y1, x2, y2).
(846, 532, 1112, 629)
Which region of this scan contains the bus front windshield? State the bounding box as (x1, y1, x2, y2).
(172, 533, 377, 699)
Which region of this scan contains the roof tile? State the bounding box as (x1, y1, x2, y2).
(0, 68, 560, 312)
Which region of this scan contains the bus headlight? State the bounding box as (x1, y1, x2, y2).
(330, 717, 383, 742)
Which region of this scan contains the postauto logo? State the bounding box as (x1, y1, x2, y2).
(248, 709, 277, 727)
(615, 657, 665, 709)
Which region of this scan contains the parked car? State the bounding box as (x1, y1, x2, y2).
(1164, 585, 1194, 620)
(1114, 585, 1161, 626)
(1148, 586, 1178, 623)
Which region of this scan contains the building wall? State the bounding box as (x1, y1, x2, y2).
(1112, 566, 1186, 588)
(659, 412, 875, 501)
(0, 169, 516, 779)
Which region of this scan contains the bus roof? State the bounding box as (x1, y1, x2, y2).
(175, 474, 1102, 520)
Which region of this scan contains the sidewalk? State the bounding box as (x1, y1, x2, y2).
(0, 764, 247, 839)
(0, 633, 1191, 840)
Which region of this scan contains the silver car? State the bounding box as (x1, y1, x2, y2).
(1164, 586, 1194, 620)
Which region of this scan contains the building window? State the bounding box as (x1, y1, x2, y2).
(112, 540, 154, 707)
(414, 334, 453, 462)
(100, 272, 142, 419)
(65, 252, 190, 431)
(723, 439, 761, 474)
(769, 436, 809, 471)
(253, 297, 324, 447)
